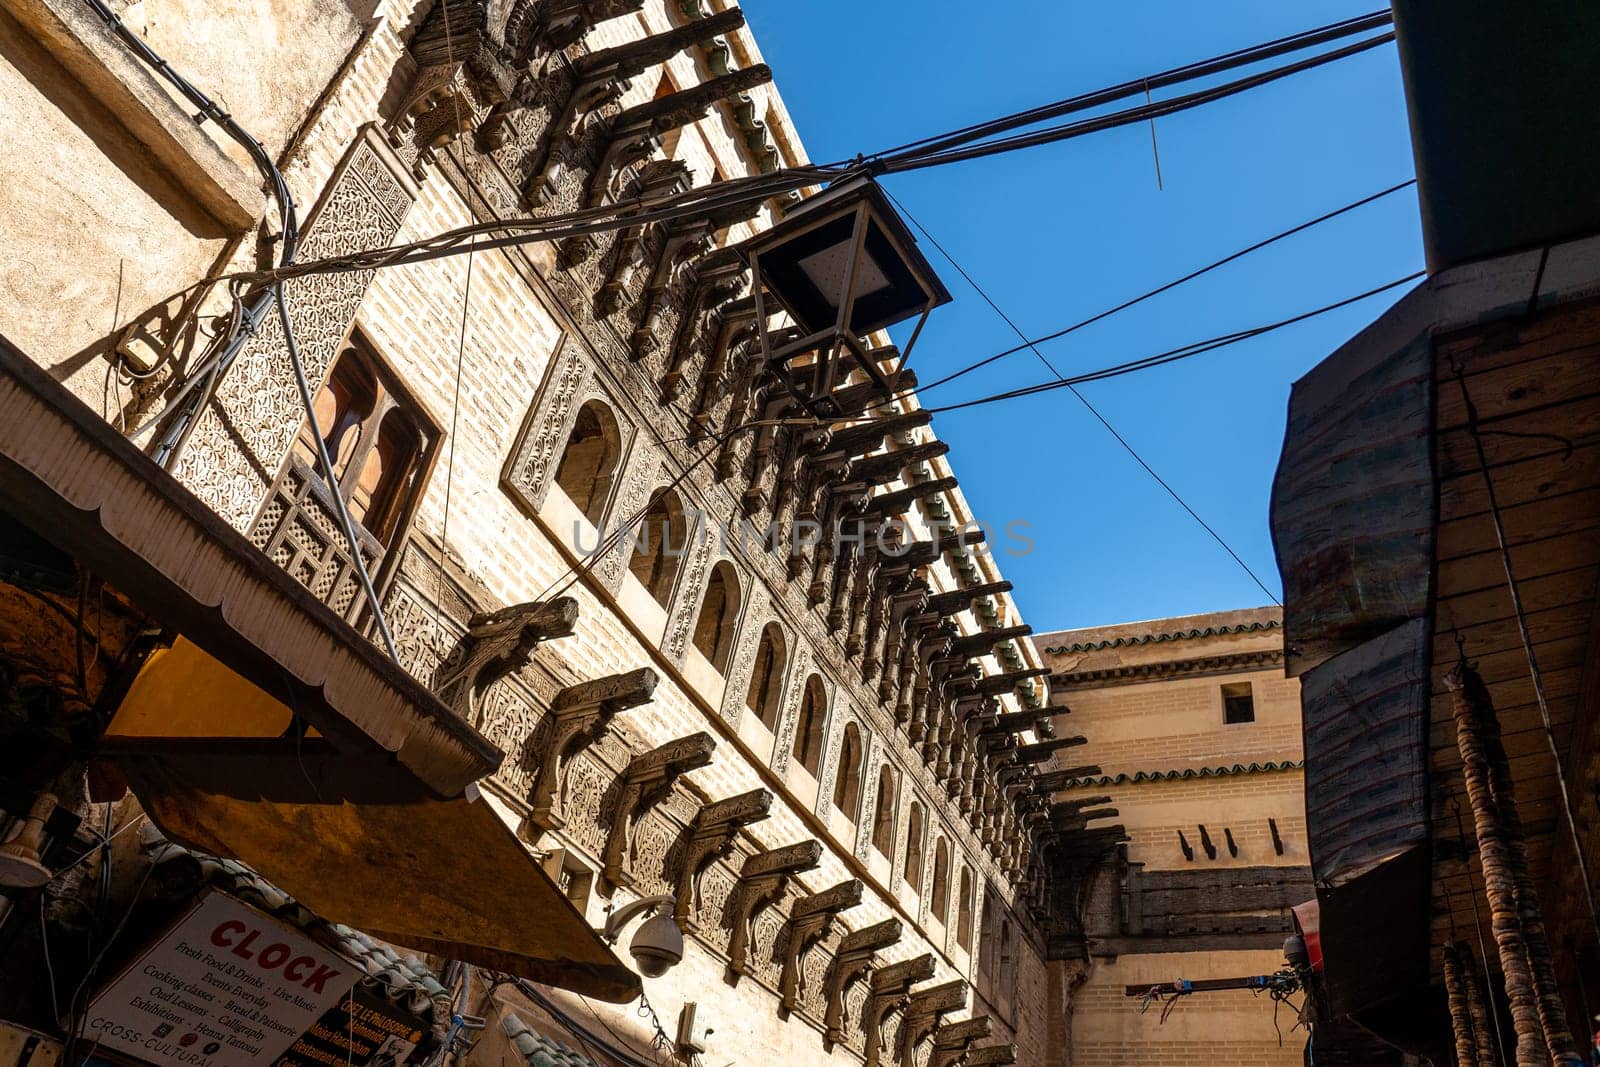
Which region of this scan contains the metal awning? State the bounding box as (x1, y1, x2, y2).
(0, 339, 641, 1003)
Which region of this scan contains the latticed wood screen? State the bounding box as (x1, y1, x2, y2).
(251, 453, 385, 622)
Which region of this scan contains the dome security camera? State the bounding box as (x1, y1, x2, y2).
(629, 910, 684, 978)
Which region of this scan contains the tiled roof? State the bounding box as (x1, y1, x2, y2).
(1042, 617, 1281, 655)
(501, 1011, 599, 1067)
(1055, 759, 1304, 788)
(139, 824, 453, 1031)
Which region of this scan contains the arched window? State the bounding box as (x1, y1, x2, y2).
(957, 868, 975, 951)
(904, 801, 925, 894)
(871, 767, 896, 857)
(1000, 920, 1016, 1005)
(931, 838, 950, 922)
(745, 623, 786, 731)
(691, 561, 740, 672)
(791, 675, 827, 775)
(292, 342, 426, 548)
(977, 892, 997, 987)
(264, 331, 436, 622)
(628, 489, 686, 605)
(553, 400, 620, 525)
(832, 723, 864, 821)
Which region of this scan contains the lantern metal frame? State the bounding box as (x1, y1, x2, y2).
(739, 176, 951, 416)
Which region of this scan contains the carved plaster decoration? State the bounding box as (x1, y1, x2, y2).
(717, 587, 772, 724)
(927, 1016, 992, 1067)
(724, 840, 822, 980)
(865, 955, 936, 1067)
(813, 707, 854, 820)
(769, 647, 813, 776)
(778, 879, 862, 1016)
(853, 737, 885, 860)
(896, 980, 967, 1067)
(661, 515, 721, 664)
(432, 598, 578, 723)
(176, 127, 418, 529)
(673, 787, 773, 930)
(501, 340, 600, 511)
(593, 445, 664, 590)
(525, 667, 658, 832)
(600, 732, 716, 891)
(823, 918, 902, 1047)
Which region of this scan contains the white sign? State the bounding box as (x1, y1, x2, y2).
(86, 892, 357, 1067)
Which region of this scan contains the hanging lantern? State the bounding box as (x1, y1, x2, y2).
(740, 175, 950, 416)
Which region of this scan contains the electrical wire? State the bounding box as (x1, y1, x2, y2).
(922, 272, 1424, 415)
(220, 17, 1396, 288)
(865, 10, 1392, 161)
(431, 0, 478, 659)
(914, 179, 1418, 394)
(85, 0, 401, 661)
(501, 976, 658, 1067)
(870, 31, 1395, 175)
(884, 190, 1298, 605)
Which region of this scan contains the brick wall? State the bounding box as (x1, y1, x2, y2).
(1038, 612, 1309, 1063)
(129, 0, 1055, 1061)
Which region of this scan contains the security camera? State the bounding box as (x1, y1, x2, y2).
(629, 911, 684, 978)
(601, 894, 686, 979)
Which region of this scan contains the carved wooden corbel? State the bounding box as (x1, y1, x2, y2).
(950, 666, 1053, 700)
(526, 667, 658, 831)
(725, 840, 823, 980)
(432, 598, 578, 721)
(896, 980, 967, 1067)
(822, 918, 902, 1047)
(674, 787, 774, 929)
(928, 1016, 991, 1067)
(777, 879, 863, 1015)
(964, 1043, 1018, 1065)
(533, 0, 647, 53)
(581, 68, 773, 218)
(600, 732, 716, 891)
(865, 955, 936, 1067)
(1012, 735, 1087, 764)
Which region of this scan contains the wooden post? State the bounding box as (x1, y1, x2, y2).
(1448, 659, 1582, 1065)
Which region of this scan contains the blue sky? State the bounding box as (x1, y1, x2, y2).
(740, 1, 1424, 632)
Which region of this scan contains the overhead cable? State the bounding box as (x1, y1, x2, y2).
(228, 18, 1397, 287)
(868, 9, 1392, 160)
(872, 28, 1395, 173)
(84, 0, 402, 662)
(916, 179, 1418, 393)
(925, 271, 1424, 415)
(886, 190, 1289, 605)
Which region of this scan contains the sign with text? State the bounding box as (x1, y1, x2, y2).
(87, 892, 357, 1067)
(275, 988, 430, 1067)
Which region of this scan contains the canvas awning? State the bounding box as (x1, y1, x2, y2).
(0, 340, 641, 1003)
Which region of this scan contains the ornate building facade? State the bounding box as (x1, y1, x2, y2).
(0, 0, 1100, 1064)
